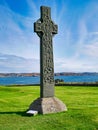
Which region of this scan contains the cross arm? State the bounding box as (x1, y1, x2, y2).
(34, 19, 42, 33)
(52, 24, 58, 34)
(51, 21, 58, 34)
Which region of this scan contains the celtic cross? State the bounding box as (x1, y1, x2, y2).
(34, 6, 58, 98)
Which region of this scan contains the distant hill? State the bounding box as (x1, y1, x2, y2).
(0, 73, 39, 77)
(54, 72, 98, 76)
(0, 72, 98, 77)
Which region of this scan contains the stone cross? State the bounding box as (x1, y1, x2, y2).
(27, 6, 66, 114)
(34, 6, 58, 98)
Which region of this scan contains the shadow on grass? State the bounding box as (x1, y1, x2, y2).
(0, 111, 33, 117)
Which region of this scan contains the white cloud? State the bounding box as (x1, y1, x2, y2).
(26, 0, 39, 18)
(54, 57, 98, 72)
(0, 4, 39, 59)
(54, 1, 98, 72)
(0, 0, 98, 73)
(0, 53, 39, 73)
(83, 42, 98, 58)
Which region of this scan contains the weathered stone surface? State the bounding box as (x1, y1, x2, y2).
(34, 6, 58, 98)
(27, 6, 67, 114)
(29, 97, 67, 114)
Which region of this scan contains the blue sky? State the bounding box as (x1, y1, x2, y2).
(0, 0, 98, 73)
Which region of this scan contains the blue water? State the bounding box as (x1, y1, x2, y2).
(0, 75, 98, 85)
(0, 76, 40, 85)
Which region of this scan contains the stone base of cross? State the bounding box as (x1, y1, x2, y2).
(28, 97, 67, 114)
(27, 6, 67, 114)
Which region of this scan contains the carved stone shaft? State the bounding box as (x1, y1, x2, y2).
(34, 6, 58, 98)
(27, 6, 67, 115)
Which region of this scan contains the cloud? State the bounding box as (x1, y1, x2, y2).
(0, 53, 39, 73)
(54, 57, 98, 72)
(0, 0, 98, 73)
(0, 52, 97, 73)
(26, 0, 39, 18)
(83, 42, 98, 58)
(66, 1, 98, 63)
(0, 3, 39, 59)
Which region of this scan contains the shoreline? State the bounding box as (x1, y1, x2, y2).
(1, 82, 98, 87)
(0, 72, 98, 77)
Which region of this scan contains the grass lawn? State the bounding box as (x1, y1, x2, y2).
(0, 85, 98, 130)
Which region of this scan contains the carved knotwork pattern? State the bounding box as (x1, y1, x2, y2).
(43, 39, 54, 83)
(34, 6, 57, 85)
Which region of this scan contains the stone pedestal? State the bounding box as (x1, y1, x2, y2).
(28, 97, 67, 114)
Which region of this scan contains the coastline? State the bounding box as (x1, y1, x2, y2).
(0, 72, 98, 77)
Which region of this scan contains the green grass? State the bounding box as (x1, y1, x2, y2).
(0, 86, 98, 130)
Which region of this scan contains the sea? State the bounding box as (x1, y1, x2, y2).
(0, 75, 98, 85)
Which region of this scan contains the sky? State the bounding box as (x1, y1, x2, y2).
(0, 0, 98, 73)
